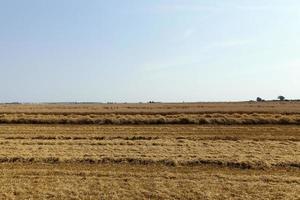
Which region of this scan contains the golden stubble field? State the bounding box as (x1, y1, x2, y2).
(0, 102, 299, 199)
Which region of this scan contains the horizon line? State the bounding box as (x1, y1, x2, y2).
(1, 99, 299, 104)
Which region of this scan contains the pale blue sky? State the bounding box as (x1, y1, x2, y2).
(0, 0, 300, 102)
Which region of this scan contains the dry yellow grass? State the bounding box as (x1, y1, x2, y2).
(0, 113, 300, 125)
(0, 125, 299, 169)
(1, 102, 300, 125)
(1, 101, 300, 114)
(0, 125, 299, 199)
(0, 103, 299, 199)
(0, 163, 299, 200)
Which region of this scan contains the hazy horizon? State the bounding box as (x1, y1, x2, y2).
(1, 98, 298, 104)
(1, 0, 300, 102)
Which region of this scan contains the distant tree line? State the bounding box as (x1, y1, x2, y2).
(256, 96, 287, 102)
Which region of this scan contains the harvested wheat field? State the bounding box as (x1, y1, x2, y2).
(0, 103, 299, 199)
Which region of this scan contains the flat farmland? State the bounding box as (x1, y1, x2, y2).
(0, 103, 299, 199)
(1, 101, 300, 114)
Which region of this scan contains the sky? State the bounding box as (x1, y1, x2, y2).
(0, 0, 300, 102)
